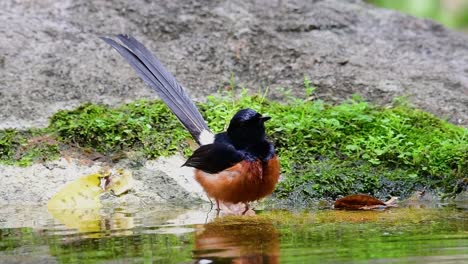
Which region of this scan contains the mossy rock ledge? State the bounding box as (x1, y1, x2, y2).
(1, 96, 466, 207)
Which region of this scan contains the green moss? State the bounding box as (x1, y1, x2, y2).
(1, 86, 466, 199)
(0, 129, 59, 166)
(0, 129, 22, 161)
(200, 91, 467, 200)
(49, 101, 191, 157)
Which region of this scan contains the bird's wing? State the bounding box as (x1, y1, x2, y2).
(183, 144, 244, 174)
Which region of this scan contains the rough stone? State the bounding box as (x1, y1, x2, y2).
(0, 155, 206, 205)
(0, 0, 467, 129)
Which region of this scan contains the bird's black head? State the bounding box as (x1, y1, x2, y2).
(227, 108, 271, 147)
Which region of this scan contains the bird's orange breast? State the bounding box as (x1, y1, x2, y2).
(194, 155, 280, 204)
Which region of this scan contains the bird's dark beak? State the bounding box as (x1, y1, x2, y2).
(261, 116, 271, 122)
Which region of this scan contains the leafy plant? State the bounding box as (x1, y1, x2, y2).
(0, 130, 59, 166)
(49, 101, 191, 158)
(1, 85, 466, 198)
(0, 129, 22, 160)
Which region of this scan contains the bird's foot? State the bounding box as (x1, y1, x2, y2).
(223, 202, 255, 216)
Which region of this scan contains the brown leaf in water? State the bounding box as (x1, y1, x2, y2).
(334, 194, 387, 210)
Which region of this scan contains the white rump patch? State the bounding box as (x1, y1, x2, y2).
(198, 129, 215, 145)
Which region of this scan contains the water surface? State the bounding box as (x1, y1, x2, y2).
(0, 203, 466, 263)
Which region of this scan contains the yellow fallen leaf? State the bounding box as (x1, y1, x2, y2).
(46, 169, 134, 234)
(47, 173, 104, 210)
(47, 173, 105, 233)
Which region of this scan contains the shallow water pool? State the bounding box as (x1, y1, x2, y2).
(0, 203, 466, 263)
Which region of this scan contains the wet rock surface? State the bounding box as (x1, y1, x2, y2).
(1, 0, 467, 129)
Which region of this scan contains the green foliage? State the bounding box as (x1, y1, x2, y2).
(368, 0, 468, 29)
(0, 129, 22, 161)
(49, 101, 191, 158)
(268, 96, 467, 199)
(16, 140, 59, 167)
(0, 88, 466, 198)
(303, 75, 316, 98)
(198, 89, 467, 199)
(0, 129, 59, 166)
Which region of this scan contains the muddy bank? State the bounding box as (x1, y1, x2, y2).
(1, 0, 467, 129)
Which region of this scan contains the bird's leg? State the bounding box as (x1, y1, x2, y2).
(208, 197, 221, 217)
(242, 202, 250, 215)
(208, 197, 214, 210)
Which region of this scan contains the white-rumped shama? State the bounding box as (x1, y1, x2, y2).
(101, 35, 280, 213)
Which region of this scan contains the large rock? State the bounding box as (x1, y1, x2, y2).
(0, 0, 467, 129)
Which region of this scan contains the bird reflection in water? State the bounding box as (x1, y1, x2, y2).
(194, 215, 279, 264)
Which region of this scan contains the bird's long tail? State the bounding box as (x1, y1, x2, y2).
(101, 34, 213, 145)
